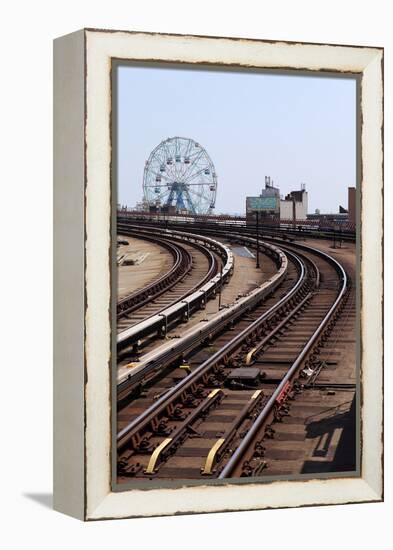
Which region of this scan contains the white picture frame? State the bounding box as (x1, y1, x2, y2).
(53, 28, 383, 521)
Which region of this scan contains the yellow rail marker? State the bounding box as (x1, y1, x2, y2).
(145, 438, 172, 474)
(201, 438, 225, 475)
(201, 390, 262, 475)
(208, 389, 221, 398)
(145, 390, 222, 475)
(245, 348, 257, 365)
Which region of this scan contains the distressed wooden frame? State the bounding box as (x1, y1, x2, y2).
(53, 28, 383, 521)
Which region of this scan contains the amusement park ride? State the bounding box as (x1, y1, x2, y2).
(143, 137, 217, 215)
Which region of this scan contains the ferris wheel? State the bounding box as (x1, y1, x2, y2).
(143, 137, 217, 215)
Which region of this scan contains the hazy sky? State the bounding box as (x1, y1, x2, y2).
(116, 64, 356, 215)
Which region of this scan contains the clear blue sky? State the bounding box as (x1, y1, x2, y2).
(116, 64, 356, 215)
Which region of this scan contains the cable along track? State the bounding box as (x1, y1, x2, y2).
(116, 233, 348, 482)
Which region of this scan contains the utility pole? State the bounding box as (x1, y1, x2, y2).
(256, 210, 260, 269)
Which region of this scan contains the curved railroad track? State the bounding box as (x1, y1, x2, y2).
(117, 234, 193, 322)
(118, 213, 356, 243)
(117, 230, 221, 333)
(117, 226, 233, 346)
(115, 222, 354, 483)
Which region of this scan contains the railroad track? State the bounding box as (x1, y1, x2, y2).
(218, 243, 350, 478)
(118, 214, 356, 244)
(116, 237, 286, 403)
(115, 225, 352, 482)
(117, 226, 234, 350)
(117, 230, 220, 333)
(117, 234, 192, 323)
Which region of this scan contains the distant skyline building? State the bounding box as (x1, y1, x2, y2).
(280, 185, 308, 221)
(247, 176, 308, 221)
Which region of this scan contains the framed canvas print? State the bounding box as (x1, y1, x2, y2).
(53, 29, 383, 520)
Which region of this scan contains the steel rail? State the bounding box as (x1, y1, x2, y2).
(116, 239, 287, 395)
(116, 219, 349, 477)
(218, 244, 347, 478)
(117, 228, 219, 322)
(117, 233, 192, 319)
(118, 214, 356, 243)
(116, 226, 234, 351)
(117, 248, 305, 451)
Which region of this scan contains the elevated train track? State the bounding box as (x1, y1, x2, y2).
(117, 229, 223, 333)
(117, 234, 286, 404)
(118, 211, 356, 243)
(117, 226, 233, 348)
(116, 219, 355, 482)
(117, 234, 193, 322)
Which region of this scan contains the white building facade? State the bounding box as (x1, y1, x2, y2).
(280, 189, 308, 221)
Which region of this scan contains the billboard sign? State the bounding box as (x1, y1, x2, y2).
(246, 196, 279, 212)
